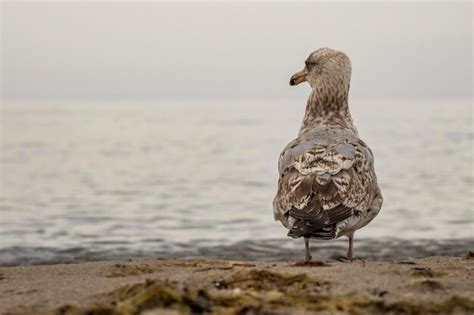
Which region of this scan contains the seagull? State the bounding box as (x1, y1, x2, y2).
(273, 48, 383, 262)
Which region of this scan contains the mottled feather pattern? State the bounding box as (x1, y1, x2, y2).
(274, 48, 383, 241)
(273, 127, 382, 239)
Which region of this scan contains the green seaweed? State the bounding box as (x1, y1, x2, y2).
(374, 295, 474, 315)
(47, 283, 474, 315)
(114, 281, 182, 315)
(105, 263, 157, 278)
(414, 279, 444, 291)
(46, 265, 474, 315)
(292, 260, 332, 267)
(213, 269, 317, 291)
(51, 304, 117, 315)
(410, 266, 446, 278)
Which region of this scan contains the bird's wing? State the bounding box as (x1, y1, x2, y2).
(273, 129, 380, 239)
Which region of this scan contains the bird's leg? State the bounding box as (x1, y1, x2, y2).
(338, 232, 355, 262)
(304, 237, 312, 262)
(346, 233, 354, 261)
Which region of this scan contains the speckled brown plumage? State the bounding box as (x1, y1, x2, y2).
(273, 48, 383, 261)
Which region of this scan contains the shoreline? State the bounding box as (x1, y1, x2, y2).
(2, 237, 473, 267)
(0, 254, 473, 314)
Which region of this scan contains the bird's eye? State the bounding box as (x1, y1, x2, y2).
(305, 61, 317, 68)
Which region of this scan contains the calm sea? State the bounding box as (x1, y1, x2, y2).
(0, 99, 472, 266)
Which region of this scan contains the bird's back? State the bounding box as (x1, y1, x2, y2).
(273, 127, 383, 239)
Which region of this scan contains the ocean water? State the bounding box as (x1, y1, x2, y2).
(0, 99, 472, 266)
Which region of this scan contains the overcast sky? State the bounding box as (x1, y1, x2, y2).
(1, 2, 472, 101)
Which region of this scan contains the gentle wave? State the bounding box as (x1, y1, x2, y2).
(0, 238, 471, 267)
(1, 100, 472, 266)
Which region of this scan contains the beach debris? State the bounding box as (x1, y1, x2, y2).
(25, 258, 474, 315)
(375, 295, 474, 315)
(415, 279, 444, 291)
(212, 279, 228, 289)
(368, 289, 389, 297)
(194, 262, 256, 272)
(194, 266, 233, 272)
(161, 259, 219, 269)
(51, 304, 116, 315)
(104, 263, 157, 278)
(410, 265, 449, 279)
(412, 266, 431, 271)
(213, 269, 315, 291)
(113, 281, 182, 315)
(291, 260, 332, 267)
(45, 277, 474, 315)
(181, 289, 212, 313)
(232, 263, 256, 268)
(396, 259, 417, 265)
(411, 266, 435, 277)
(465, 251, 474, 259)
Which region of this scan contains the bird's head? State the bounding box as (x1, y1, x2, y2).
(290, 48, 352, 94)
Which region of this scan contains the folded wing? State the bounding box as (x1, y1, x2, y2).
(273, 129, 379, 239)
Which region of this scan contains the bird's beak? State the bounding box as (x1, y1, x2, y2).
(289, 68, 308, 86)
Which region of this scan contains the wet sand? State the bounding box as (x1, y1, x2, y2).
(0, 255, 473, 314)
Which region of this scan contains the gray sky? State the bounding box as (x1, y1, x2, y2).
(1, 2, 472, 101)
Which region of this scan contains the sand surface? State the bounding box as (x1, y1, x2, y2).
(0, 255, 473, 314)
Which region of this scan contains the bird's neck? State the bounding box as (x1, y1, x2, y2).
(299, 89, 358, 136)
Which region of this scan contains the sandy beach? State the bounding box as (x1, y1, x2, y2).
(0, 254, 473, 315)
